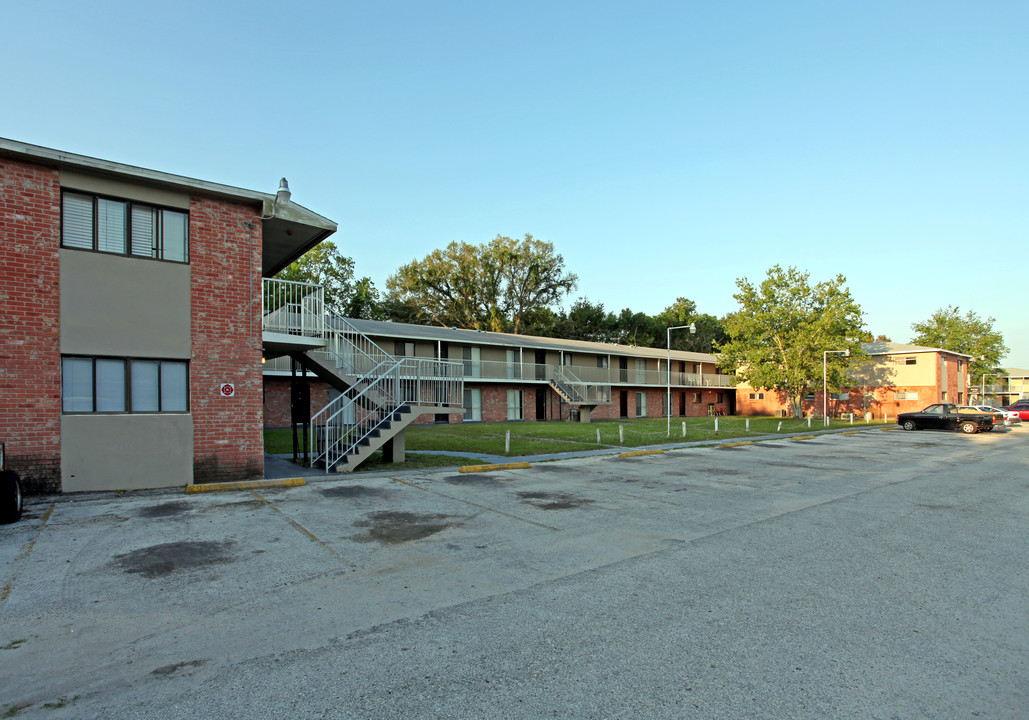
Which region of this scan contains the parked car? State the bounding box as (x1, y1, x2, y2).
(1003, 401, 1029, 422)
(897, 404, 995, 434)
(974, 405, 1021, 425)
(957, 406, 1003, 429)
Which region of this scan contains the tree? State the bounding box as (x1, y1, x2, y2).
(384, 234, 578, 333)
(653, 297, 728, 353)
(718, 265, 865, 418)
(910, 306, 1009, 385)
(274, 241, 382, 319)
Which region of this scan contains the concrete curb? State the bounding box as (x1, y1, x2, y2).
(618, 449, 665, 458)
(185, 477, 305, 494)
(458, 462, 532, 473)
(719, 441, 754, 448)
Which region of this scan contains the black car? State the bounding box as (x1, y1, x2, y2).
(897, 403, 995, 434)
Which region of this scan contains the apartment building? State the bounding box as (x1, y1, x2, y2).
(264, 318, 735, 428)
(1, 138, 336, 492)
(736, 342, 973, 418)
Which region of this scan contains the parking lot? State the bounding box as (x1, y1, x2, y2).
(2, 426, 1027, 719)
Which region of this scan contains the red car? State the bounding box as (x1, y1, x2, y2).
(1003, 401, 1029, 421)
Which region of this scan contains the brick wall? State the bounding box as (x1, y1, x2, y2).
(263, 375, 333, 428)
(0, 159, 62, 494)
(189, 198, 264, 483)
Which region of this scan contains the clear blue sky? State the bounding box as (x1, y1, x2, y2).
(5, 1, 1027, 367)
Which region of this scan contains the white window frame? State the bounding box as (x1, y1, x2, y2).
(463, 388, 482, 422)
(507, 389, 523, 421)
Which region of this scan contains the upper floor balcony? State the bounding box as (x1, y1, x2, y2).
(262, 278, 326, 356)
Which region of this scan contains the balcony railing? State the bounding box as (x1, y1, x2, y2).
(268, 355, 732, 388)
(262, 278, 324, 338)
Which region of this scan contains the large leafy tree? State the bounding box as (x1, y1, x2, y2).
(384, 234, 578, 333)
(653, 297, 727, 353)
(910, 306, 1008, 385)
(274, 241, 382, 319)
(718, 265, 865, 418)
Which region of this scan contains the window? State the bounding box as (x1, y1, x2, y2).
(597, 356, 609, 369)
(394, 341, 415, 357)
(62, 191, 188, 262)
(463, 388, 482, 421)
(507, 389, 523, 420)
(692, 363, 700, 373)
(748, 392, 765, 400)
(636, 391, 647, 417)
(562, 354, 573, 366)
(506, 349, 521, 379)
(462, 346, 481, 378)
(804, 393, 816, 401)
(62, 357, 188, 413)
(893, 391, 918, 401)
(716, 392, 725, 403)
(635, 359, 647, 382)
(837, 392, 850, 401)
(693, 392, 702, 403)
(905, 357, 917, 365)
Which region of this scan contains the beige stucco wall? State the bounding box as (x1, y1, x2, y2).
(60, 249, 191, 358)
(61, 414, 193, 491)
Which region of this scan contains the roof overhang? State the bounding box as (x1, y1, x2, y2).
(0, 137, 337, 276)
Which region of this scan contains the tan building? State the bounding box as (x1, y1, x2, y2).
(736, 342, 973, 419)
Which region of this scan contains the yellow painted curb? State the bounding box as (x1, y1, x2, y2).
(458, 462, 532, 473)
(618, 449, 665, 458)
(185, 477, 305, 494)
(720, 441, 753, 448)
(791, 435, 816, 441)
(841, 430, 863, 435)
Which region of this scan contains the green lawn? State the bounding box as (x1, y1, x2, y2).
(265, 414, 888, 469)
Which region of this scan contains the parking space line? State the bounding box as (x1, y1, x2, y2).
(250, 491, 355, 566)
(390, 477, 562, 531)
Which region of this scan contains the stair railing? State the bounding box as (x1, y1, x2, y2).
(309, 317, 463, 471)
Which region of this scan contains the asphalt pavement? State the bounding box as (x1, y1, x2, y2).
(1, 425, 1026, 719)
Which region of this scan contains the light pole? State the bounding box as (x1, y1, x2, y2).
(823, 348, 850, 427)
(667, 323, 696, 436)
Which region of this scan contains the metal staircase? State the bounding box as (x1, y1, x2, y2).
(548, 366, 611, 422)
(262, 279, 462, 472)
(304, 316, 462, 472)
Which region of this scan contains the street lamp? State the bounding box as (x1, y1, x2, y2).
(823, 348, 850, 427)
(667, 323, 697, 436)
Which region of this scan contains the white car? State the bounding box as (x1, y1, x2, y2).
(974, 405, 1021, 425)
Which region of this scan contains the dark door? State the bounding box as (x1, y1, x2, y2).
(619, 357, 628, 383)
(620, 390, 629, 418)
(535, 387, 547, 420)
(535, 350, 546, 380)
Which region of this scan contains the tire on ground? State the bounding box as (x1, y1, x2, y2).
(0, 470, 23, 524)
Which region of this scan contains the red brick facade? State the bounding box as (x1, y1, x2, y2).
(0, 159, 62, 493)
(189, 198, 265, 483)
(263, 378, 732, 427)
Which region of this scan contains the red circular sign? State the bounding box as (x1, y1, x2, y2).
(220, 383, 235, 397)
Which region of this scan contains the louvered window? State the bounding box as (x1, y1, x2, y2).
(61, 190, 189, 262)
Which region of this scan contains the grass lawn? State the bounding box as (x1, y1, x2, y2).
(265, 414, 888, 469)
